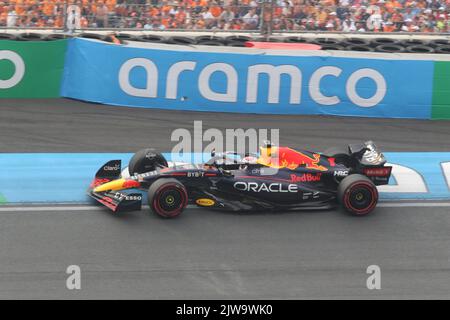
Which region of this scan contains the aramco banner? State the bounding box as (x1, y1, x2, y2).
(61, 38, 434, 119)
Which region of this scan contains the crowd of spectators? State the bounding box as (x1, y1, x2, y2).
(1, 0, 450, 32)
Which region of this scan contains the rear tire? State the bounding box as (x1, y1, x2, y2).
(148, 179, 188, 218)
(338, 174, 378, 216)
(128, 148, 168, 175)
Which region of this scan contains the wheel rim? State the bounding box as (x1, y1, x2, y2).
(153, 184, 187, 217)
(349, 187, 373, 210)
(160, 189, 182, 212)
(344, 182, 378, 215)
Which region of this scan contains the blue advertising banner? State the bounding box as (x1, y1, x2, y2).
(61, 38, 434, 119)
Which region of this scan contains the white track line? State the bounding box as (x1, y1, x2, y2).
(1, 202, 450, 213)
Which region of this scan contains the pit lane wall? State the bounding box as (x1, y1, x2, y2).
(0, 40, 67, 98)
(61, 38, 441, 119)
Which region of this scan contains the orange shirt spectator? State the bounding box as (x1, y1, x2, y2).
(15, 0, 25, 16)
(383, 22, 396, 32)
(210, 5, 222, 18)
(176, 10, 186, 23)
(43, 0, 54, 17)
(106, 0, 116, 12)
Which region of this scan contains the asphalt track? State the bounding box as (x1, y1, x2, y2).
(0, 99, 449, 299)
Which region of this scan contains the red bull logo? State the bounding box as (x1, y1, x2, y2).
(258, 147, 328, 171)
(290, 173, 322, 183)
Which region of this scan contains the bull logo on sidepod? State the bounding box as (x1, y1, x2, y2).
(258, 146, 328, 171)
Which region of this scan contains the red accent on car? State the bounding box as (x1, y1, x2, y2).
(90, 178, 110, 188)
(169, 172, 187, 176)
(122, 180, 141, 189)
(328, 157, 336, 167)
(363, 167, 392, 177)
(98, 196, 118, 211)
(205, 173, 217, 176)
(290, 173, 322, 183)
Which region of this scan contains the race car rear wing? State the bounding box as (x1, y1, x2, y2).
(349, 141, 387, 166)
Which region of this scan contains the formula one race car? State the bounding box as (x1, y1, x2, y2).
(88, 141, 392, 218)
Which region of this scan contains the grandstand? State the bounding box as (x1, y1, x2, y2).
(0, 0, 449, 33)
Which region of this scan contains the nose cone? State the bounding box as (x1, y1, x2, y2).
(93, 178, 126, 192)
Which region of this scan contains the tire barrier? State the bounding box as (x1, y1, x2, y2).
(44, 34, 73, 41)
(196, 40, 224, 46)
(195, 35, 225, 44)
(284, 36, 309, 43)
(320, 44, 345, 51)
(78, 33, 106, 41)
(254, 37, 282, 42)
(375, 44, 405, 53)
(342, 37, 370, 46)
(1, 32, 450, 55)
(226, 40, 248, 47)
(346, 45, 374, 52)
(0, 33, 16, 40)
(310, 37, 341, 45)
(405, 45, 435, 54)
(224, 35, 252, 44)
(435, 44, 450, 54)
(429, 39, 450, 47)
(114, 33, 137, 41)
(166, 36, 196, 45)
(16, 32, 46, 41)
(401, 39, 427, 47)
(134, 34, 166, 43)
(370, 37, 400, 47)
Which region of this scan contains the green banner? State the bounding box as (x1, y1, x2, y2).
(0, 40, 67, 98)
(432, 61, 450, 120)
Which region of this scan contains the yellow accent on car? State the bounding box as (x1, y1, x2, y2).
(93, 179, 126, 192)
(195, 198, 215, 207)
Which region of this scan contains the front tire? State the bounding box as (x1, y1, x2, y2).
(128, 148, 168, 175)
(148, 178, 188, 218)
(338, 174, 378, 216)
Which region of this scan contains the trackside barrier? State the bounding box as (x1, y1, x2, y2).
(0, 40, 67, 98)
(0, 152, 450, 204)
(61, 38, 437, 119)
(1, 38, 450, 118)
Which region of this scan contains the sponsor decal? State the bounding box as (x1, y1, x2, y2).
(118, 58, 387, 108)
(334, 170, 349, 177)
(234, 181, 298, 193)
(125, 195, 142, 201)
(259, 147, 328, 171)
(0, 50, 25, 89)
(290, 173, 322, 183)
(187, 171, 205, 178)
(113, 193, 142, 201)
(301, 191, 320, 200)
(195, 198, 215, 207)
(363, 167, 392, 177)
(104, 164, 120, 171)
